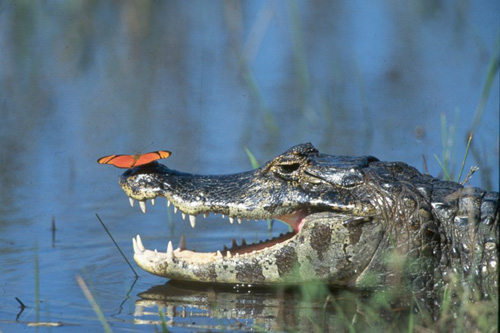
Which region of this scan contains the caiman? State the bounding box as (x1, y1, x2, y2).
(118, 143, 498, 300)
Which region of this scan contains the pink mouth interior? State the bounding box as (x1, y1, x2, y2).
(276, 210, 308, 233)
(220, 210, 308, 256)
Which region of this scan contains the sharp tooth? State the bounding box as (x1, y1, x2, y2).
(167, 241, 174, 260)
(182, 213, 186, 220)
(178, 235, 186, 250)
(203, 212, 208, 218)
(232, 239, 238, 248)
(139, 201, 147, 213)
(227, 251, 232, 258)
(129, 198, 135, 207)
(235, 253, 240, 258)
(241, 239, 247, 246)
(174, 207, 178, 214)
(229, 217, 234, 224)
(151, 198, 155, 206)
(237, 218, 242, 224)
(167, 200, 171, 207)
(216, 250, 223, 259)
(189, 215, 196, 228)
(132, 237, 140, 253)
(222, 214, 225, 219)
(136, 235, 145, 251)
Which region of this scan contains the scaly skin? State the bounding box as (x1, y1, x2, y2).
(117, 143, 498, 300)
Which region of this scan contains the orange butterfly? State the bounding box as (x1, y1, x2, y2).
(97, 150, 171, 169)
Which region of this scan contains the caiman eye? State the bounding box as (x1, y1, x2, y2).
(274, 163, 301, 180)
(279, 163, 300, 174)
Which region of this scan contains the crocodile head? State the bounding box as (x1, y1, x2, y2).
(119, 143, 392, 285)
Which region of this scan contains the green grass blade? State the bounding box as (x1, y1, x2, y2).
(288, 0, 310, 110)
(440, 113, 448, 172)
(470, 32, 500, 133)
(34, 242, 40, 323)
(434, 155, 452, 181)
(76, 275, 112, 333)
(244, 147, 260, 169)
(457, 132, 473, 183)
(158, 308, 169, 332)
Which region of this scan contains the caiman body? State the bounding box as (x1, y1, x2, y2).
(119, 143, 498, 299)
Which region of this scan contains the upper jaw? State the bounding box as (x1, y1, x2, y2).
(122, 183, 309, 233)
(118, 162, 374, 232)
(119, 163, 310, 230)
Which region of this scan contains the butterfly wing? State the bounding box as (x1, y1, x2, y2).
(98, 150, 171, 168)
(97, 154, 137, 168)
(134, 150, 172, 167)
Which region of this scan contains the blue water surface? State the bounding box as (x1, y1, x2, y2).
(0, 1, 498, 331)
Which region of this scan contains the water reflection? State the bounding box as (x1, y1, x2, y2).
(134, 281, 378, 331)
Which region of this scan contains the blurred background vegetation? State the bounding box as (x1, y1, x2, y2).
(0, 1, 497, 196)
(0, 1, 497, 330)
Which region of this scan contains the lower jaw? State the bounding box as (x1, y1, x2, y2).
(133, 228, 299, 266)
(132, 219, 301, 266)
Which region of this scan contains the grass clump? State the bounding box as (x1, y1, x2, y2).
(290, 255, 497, 332)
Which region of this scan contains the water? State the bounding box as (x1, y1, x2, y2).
(0, 1, 498, 331)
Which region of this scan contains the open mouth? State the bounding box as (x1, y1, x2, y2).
(129, 196, 309, 265)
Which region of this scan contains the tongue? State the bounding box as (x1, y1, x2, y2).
(277, 210, 308, 233)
